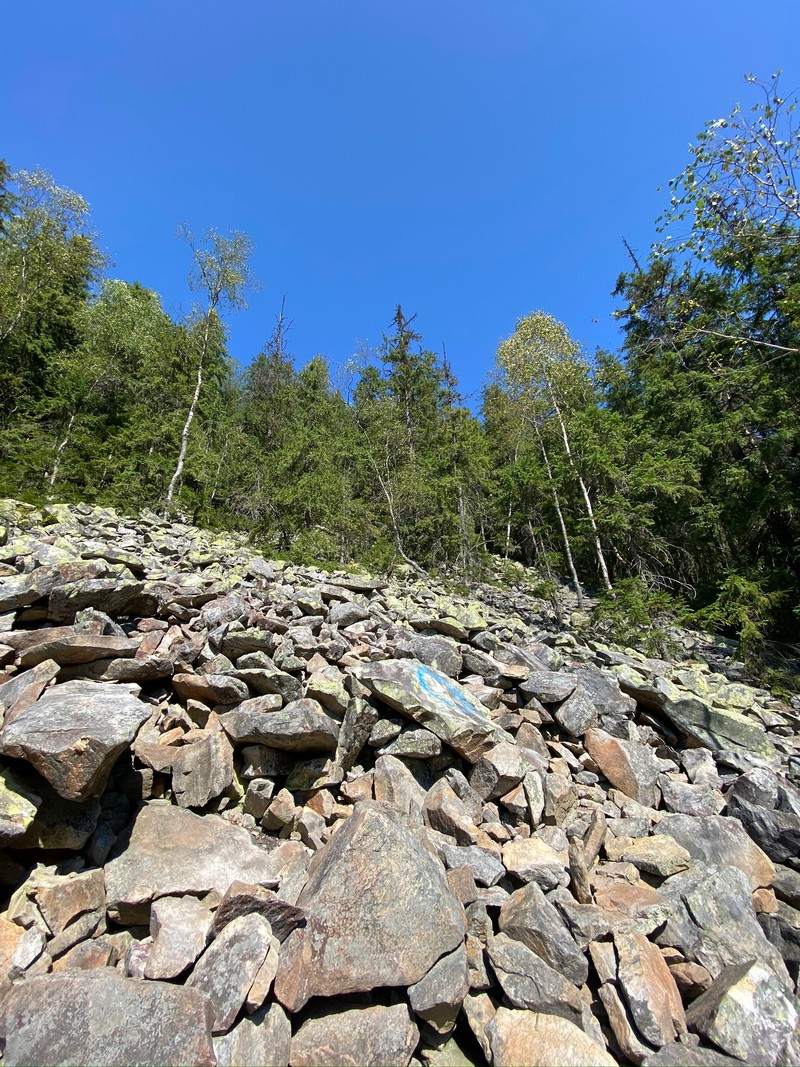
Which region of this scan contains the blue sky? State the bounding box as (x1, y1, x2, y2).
(4, 1, 799, 405)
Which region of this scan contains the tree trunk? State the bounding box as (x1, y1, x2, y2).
(47, 411, 75, 493)
(550, 393, 613, 593)
(164, 311, 213, 512)
(525, 414, 584, 608)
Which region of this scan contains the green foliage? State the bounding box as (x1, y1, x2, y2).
(1, 89, 798, 681)
(592, 578, 686, 659)
(691, 572, 787, 665)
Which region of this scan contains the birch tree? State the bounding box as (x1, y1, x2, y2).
(496, 311, 613, 594)
(164, 226, 255, 512)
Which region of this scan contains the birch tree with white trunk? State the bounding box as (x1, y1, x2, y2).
(164, 226, 255, 513)
(496, 310, 613, 594)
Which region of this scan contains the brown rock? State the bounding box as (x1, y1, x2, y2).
(104, 802, 297, 923)
(213, 1002, 291, 1067)
(0, 679, 150, 801)
(34, 868, 105, 936)
(614, 930, 686, 1047)
(211, 880, 305, 942)
(584, 728, 661, 808)
(0, 970, 216, 1066)
(655, 814, 775, 890)
(408, 943, 469, 1034)
(171, 730, 234, 809)
(291, 1002, 419, 1067)
(486, 1007, 617, 1067)
(144, 895, 214, 980)
(273, 802, 465, 1012)
(187, 913, 273, 1033)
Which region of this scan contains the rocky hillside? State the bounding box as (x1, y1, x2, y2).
(0, 500, 798, 1067)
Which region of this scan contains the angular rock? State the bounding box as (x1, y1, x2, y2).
(503, 837, 569, 892)
(584, 728, 661, 808)
(726, 792, 800, 865)
(621, 835, 692, 878)
(659, 777, 725, 817)
(212, 880, 305, 942)
(33, 867, 105, 936)
(356, 658, 510, 762)
(661, 694, 776, 761)
(0, 679, 149, 801)
(144, 895, 214, 980)
(274, 801, 465, 1011)
(470, 740, 545, 801)
(424, 779, 480, 845)
(381, 726, 442, 759)
(104, 802, 298, 923)
(655, 813, 774, 890)
(335, 696, 379, 770)
(213, 1002, 291, 1067)
(487, 932, 583, 1020)
(519, 670, 577, 704)
(18, 632, 140, 668)
(0, 658, 60, 724)
(486, 1007, 617, 1067)
(221, 698, 339, 752)
(409, 942, 469, 1035)
(187, 913, 273, 1033)
(656, 862, 790, 986)
(373, 753, 427, 820)
(171, 730, 235, 809)
(0, 970, 216, 1066)
(499, 881, 588, 986)
(554, 683, 599, 737)
(173, 672, 250, 705)
(685, 959, 798, 1066)
(614, 929, 686, 1047)
(291, 1002, 419, 1067)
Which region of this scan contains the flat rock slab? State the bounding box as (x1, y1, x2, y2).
(356, 658, 509, 762)
(656, 813, 775, 890)
(145, 895, 214, 980)
(291, 1002, 419, 1067)
(0, 658, 60, 724)
(0, 679, 148, 801)
(104, 801, 298, 924)
(0, 969, 216, 1066)
(18, 633, 140, 667)
(486, 1007, 618, 1067)
(661, 695, 776, 761)
(274, 801, 466, 1011)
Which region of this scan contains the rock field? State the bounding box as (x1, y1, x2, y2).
(0, 499, 799, 1066)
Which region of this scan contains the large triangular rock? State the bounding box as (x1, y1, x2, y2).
(274, 801, 466, 1011)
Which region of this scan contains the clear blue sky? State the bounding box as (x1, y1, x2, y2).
(4, 1, 799, 405)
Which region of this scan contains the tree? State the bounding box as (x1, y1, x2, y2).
(0, 168, 102, 415)
(164, 226, 256, 512)
(612, 74, 800, 648)
(495, 311, 613, 596)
